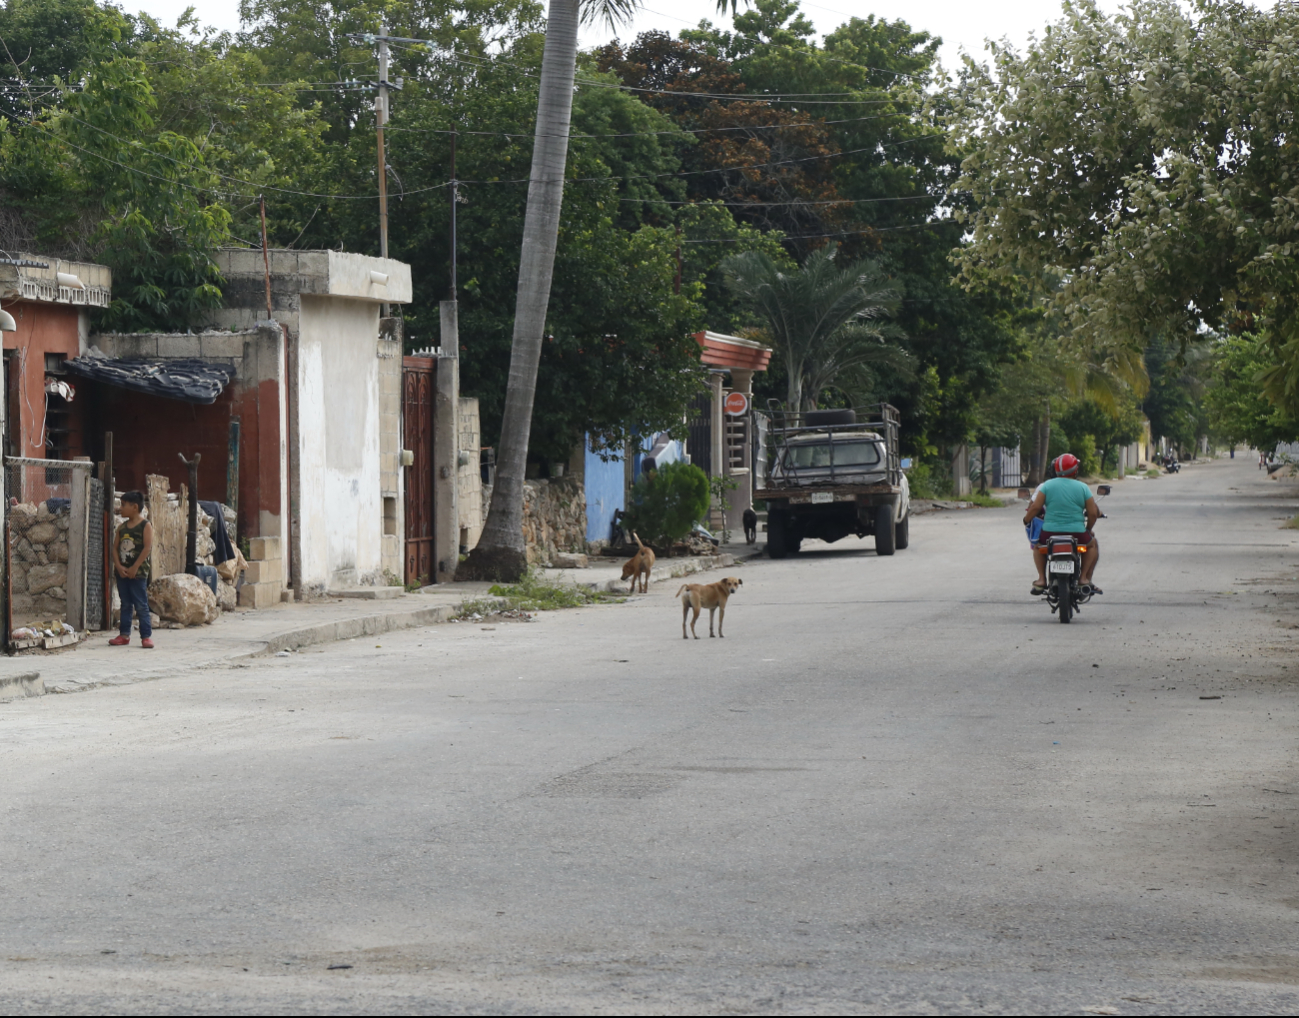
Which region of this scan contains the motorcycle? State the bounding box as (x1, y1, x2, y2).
(1041, 484, 1109, 624)
(1161, 454, 1181, 474)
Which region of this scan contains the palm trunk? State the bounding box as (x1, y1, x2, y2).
(456, 0, 579, 581)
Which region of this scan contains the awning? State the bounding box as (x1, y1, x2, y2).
(61, 355, 235, 405)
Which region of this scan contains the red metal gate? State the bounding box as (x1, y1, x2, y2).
(402, 357, 435, 585)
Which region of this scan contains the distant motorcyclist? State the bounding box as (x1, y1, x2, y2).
(1023, 453, 1102, 596)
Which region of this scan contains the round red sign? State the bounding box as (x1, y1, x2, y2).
(724, 391, 749, 416)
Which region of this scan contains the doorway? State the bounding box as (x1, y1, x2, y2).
(402, 357, 435, 586)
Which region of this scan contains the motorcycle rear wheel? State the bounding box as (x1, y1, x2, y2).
(1056, 576, 1073, 622)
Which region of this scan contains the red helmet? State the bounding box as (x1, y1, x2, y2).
(1052, 453, 1080, 478)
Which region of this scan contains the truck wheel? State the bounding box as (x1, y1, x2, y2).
(874, 504, 896, 556)
(895, 511, 910, 550)
(767, 512, 790, 559)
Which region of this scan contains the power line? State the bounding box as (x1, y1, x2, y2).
(682, 220, 959, 243)
(385, 110, 915, 142)
(49, 108, 949, 198)
(435, 47, 921, 103)
(621, 192, 953, 207)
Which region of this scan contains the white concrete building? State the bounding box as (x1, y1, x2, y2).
(211, 249, 413, 596)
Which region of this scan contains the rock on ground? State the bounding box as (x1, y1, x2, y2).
(148, 573, 219, 626)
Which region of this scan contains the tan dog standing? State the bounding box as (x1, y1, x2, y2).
(676, 576, 743, 639)
(621, 533, 656, 593)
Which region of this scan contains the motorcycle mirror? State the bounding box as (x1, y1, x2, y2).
(1017, 487, 1031, 500)
(1096, 484, 1112, 496)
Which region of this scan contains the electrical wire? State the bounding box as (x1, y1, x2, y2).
(681, 220, 959, 243)
(385, 110, 916, 141)
(47, 109, 952, 198)
(433, 47, 925, 102)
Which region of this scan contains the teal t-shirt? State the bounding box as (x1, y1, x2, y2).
(1039, 477, 1092, 533)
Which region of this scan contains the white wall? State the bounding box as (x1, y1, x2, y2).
(297, 295, 383, 588)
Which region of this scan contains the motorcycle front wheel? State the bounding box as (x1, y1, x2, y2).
(1056, 575, 1073, 623)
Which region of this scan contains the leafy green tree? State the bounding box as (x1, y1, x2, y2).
(951, 0, 1299, 413)
(0, 34, 231, 330)
(1058, 396, 1142, 476)
(1143, 336, 1210, 455)
(1205, 334, 1299, 452)
(721, 242, 899, 411)
(0, 0, 136, 121)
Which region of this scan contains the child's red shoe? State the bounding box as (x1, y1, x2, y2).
(108, 635, 130, 646)
(140, 638, 154, 649)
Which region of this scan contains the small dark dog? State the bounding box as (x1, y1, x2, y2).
(742, 507, 758, 545)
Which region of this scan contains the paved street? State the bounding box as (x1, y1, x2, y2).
(2, 456, 1297, 1015)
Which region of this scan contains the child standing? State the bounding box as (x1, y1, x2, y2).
(110, 490, 154, 648)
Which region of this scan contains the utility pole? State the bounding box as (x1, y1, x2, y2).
(449, 126, 458, 300)
(376, 20, 390, 262)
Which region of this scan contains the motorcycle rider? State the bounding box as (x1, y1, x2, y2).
(1023, 453, 1102, 596)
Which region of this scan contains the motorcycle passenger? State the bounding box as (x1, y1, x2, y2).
(1023, 453, 1102, 597)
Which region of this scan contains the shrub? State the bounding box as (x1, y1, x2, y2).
(623, 461, 710, 546)
(907, 459, 952, 499)
(1075, 434, 1101, 477)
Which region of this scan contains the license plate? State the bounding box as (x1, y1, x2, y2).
(810, 491, 833, 504)
(1048, 559, 1075, 574)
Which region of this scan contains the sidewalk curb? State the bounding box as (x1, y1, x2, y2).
(257, 604, 459, 656)
(588, 551, 753, 594)
(0, 671, 43, 700)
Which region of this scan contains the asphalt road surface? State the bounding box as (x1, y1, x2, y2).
(2, 456, 1298, 1015)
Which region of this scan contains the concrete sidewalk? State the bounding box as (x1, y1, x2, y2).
(539, 545, 755, 593)
(1, 548, 758, 700)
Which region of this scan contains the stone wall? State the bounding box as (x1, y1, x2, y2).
(9, 501, 72, 623)
(521, 477, 587, 566)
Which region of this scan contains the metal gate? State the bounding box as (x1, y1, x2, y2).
(686, 391, 711, 476)
(402, 357, 435, 586)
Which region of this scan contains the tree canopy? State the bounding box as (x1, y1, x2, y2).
(951, 0, 1299, 420)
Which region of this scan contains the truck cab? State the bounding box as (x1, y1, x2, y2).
(755, 404, 910, 559)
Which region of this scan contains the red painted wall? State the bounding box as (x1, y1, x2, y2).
(2, 301, 84, 458)
(94, 385, 234, 504)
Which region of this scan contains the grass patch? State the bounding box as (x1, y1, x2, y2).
(1283, 514, 1299, 530)
(1145, 468, 1161, 478)
(966, 492, 1009, 508)
(457, 570, 625, 615)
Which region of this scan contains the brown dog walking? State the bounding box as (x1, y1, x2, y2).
(621, 532, 656, 593)
(676, 576, 743, 639)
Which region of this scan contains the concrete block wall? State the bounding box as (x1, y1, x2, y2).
(378, 320, 403, 580)
(457, 398, 483, 552)
(93, 330, 247, 376)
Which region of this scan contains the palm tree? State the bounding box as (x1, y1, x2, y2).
(458, 0, 744, 582)
(722, 244, 901, 412)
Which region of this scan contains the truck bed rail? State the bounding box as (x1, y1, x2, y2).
(758, 402, 901, 489)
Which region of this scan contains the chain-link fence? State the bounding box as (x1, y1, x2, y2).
(5, 457, 100, 640)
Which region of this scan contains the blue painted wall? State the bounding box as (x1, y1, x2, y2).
(585, 434, 625, 544)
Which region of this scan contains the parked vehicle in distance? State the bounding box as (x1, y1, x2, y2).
(754, 403, 910, 559)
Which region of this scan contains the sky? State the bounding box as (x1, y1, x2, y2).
(133, 0, 1127, 73)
